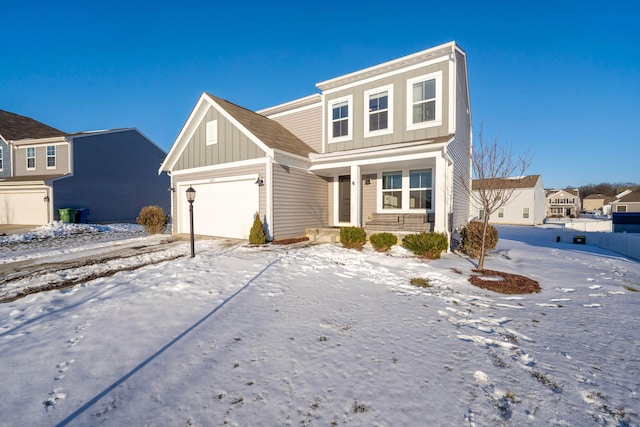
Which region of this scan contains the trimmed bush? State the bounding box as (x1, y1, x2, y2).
(459, 221, 498, 258)
(340, 226, 366, 250)
(402, 232, 448, 259)
(369, 232, 397, 252)
(249, 213, 267, 245)
(136, 206, 168, 235)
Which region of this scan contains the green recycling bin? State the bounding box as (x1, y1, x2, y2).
(58, 208, 77, 223)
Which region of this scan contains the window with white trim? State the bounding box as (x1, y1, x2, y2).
(409, 169, 432, 209)
(206, 120, 218, 145)
(27, 147, 35, 169)
(0, 147, 3, 171)
(47, 145, 56, 168)
(406, 71, 442, 130)
(498, 207, 504, 218)
(364, 85, 393, 136)
(328, 95, 352, 142)
(380, 168, 433, 211)
(617, 205, 627, 213)
(523, 207, 529, 219)
(382, 171, 402, 209)
(478, 209, 485, 220)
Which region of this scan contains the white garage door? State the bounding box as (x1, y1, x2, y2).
(0, 189, 49, 225)
(178, 179, 259, 239)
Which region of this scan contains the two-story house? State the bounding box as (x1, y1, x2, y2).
(0, 110, 169, 225)
(546, 188, 581, 218)
(471, 175, 546, 226)
(160, 41, 472, 244)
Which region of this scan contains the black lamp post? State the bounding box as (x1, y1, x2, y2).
(186, 186, 196, 257)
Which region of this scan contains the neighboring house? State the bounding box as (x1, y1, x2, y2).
(471, 175, 546, 226)
(0, 110, 169, 225)
(611, 186, 640, 213)
(160, 41, 472, 242)
(582, 193, 615, 214)
(546, 188, 581, 218)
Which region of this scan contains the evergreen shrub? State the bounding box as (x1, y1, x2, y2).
(459, 221, 498, 258)
(249, 213, 267, 245)
(369, 232, 397, 252)
(340, 226, 367, 250)
(402, 232, 448, 259)
(136, 206, 168, 235)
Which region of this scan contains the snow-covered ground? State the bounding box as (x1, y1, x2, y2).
(1, 224, 639, 426)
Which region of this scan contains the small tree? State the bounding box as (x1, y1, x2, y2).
(462, 125, 531, 270)
(249, 213, 267, 245)
(136, 206, 168, 234)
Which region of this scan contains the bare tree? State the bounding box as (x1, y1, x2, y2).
(463, 125, 532, 270)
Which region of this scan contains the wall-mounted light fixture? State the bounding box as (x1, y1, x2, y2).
(43, 195, 50, 203)
(169, 187, 176, 192)
(255, 174, 264, 186)
(364, 178, 371, 185)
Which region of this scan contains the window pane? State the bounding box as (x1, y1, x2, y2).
(410, 169, 431, 188)
(370, 114, 379, 131)
(382, 172, 402, 189)
(413, 101, 435, 123)
(382, 191, 402, 209)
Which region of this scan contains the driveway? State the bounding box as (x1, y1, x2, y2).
(0, 224, 37, 235)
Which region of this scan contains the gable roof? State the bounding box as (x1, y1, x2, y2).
(584, 193, 606, 200)
(205, 94, 316, 158)
(473, 175, 540, 191)
(616, 188, 640, 203)
(545, 188, 579, 197)
(0, 110, 66, 141)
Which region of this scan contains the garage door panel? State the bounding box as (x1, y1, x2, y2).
(178, 180, 258, 239)
(0, 190, 49, 225)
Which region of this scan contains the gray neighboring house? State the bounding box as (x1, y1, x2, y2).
(160, 41, 472, 243)
(0, 110, 169, 224)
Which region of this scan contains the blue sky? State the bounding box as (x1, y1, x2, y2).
(2, 0, 638, 189)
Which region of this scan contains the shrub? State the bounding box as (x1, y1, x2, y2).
(410, 277, 430, 288)
(369, 232, 398, 252)
(402, 232, 448, 259)
(340, 226, 366, 250)
(136, 206, 168, 234)
(249, 213, 267, 245)
(459, 221, 498, 258)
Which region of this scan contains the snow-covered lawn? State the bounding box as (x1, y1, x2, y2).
(1, 224, 639, 426)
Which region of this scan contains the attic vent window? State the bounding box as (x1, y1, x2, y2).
(206, 120, 218, 145)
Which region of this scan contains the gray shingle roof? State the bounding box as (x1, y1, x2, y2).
(205, 94, 317, 158)
(473, 175, 540, 191)
(0, 110, 66, 141)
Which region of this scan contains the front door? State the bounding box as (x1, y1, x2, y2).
(338, 175, 351, 223)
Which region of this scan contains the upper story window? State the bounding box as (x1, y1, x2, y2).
(328, 95, 352, 143)
(364, 85, 393, 137)
(47, 145, 56, 168)
(206, 120, 218, 145)
(406, 71, 442, 130)
(0, 147, 3, 171)
(27, 147, 36, 170)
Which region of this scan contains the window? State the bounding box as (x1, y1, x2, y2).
(27, 147, 35, 169)
(328, 96, 352, 142)
(478, 209, 485, 220)
(498, 208, 504, 218)
(523, 207, 530, 219)
(380, 168, 433, 211)
(364, 85, 393, 136)
(0, 147, 3, 171)
(409, 169, 432, 209)
(617, 205, 627, 213)
(407, 71, 442, 130)
(382, 171, 402, 209)
(47, 145, 56, 168)
(206, 120, 218, 145)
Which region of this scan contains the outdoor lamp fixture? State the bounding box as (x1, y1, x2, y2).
(255, 174, 264, 186)
(43, 195, 50, 203)
(186, 186, 196, 257)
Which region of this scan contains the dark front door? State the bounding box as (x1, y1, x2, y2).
(339, 175, 351, 223)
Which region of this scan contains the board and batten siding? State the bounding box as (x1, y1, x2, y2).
(13, 143, 71, 176)
(170, 163, 267, 234)
(272, 163, 328, 239)
(324, 60, 450, 153)
(269, 105, 322, 154)
(174, 107, 265, 171)
(447, 49, 472, 232)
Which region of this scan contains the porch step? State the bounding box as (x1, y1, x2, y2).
(365, 213, 434, 232)
(305, 227, 341, 243)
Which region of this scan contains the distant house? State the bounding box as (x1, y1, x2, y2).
(582, 193, 615, 213)
(546, 188, 581, 218)
(0, 110, 169, 225)
(160, 41, 472, 243)
(610, 186, 640, 213)
(471, 175, 546, 226)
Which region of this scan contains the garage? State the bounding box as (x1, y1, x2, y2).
(0, 187, 49, 225)
(177, 178, 259, 239)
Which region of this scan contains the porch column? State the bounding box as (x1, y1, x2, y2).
(434, 156, 447, 233)
(350, 164, 362, 226)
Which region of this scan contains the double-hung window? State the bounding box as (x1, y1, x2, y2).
(382, 171, 402, 209)
(498, 208, 504, 218)
(47, 145, 56, 168)
(364, 85, 393, 136)
(27, 147, 36, 170)
(406, 71, 442, 130)
(523, 207, 530, 219)
(328, 95, 352, 142)
(409, 169, 432, 209)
